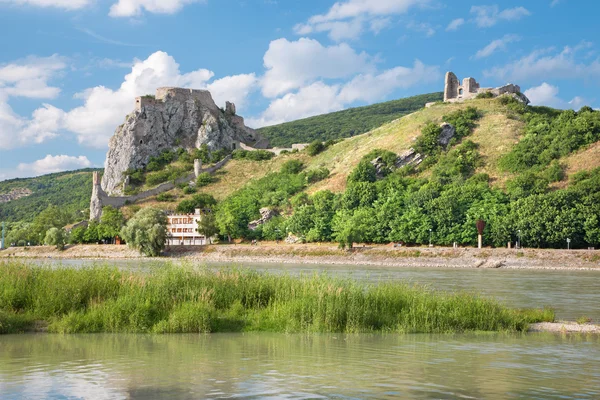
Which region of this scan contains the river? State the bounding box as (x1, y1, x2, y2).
(1, 259, 599, 399)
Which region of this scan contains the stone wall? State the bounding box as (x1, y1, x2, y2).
(90, 156, 232, 221)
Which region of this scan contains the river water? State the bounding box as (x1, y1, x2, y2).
(2, 259, 600, 399)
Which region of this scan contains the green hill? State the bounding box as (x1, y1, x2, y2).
(256, 92, 443, 147)
(0, 169, 100, 224)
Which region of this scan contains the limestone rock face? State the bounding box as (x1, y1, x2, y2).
(248, 208, 277, 231)
(438, 123, 456, 147)
(101, 87, 265, 195)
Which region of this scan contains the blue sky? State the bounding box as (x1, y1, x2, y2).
(0, 0, 597, 181)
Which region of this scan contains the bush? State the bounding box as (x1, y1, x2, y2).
(120, 208, 168, 257)
(347, 160, 377, 184)
(476, 92, 495, 99)
(176, 194, 217, 214)
(196, 172, 216, 187)
(306, 140, 325, 156)
(281, 160, 304, 174)
(232, 149, 275, 161)
(306, 168, 330, 183)
(156, 193, 175, 202)
(183, 186, 197, 195)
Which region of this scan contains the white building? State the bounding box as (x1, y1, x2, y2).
(166, 208, 208, 246)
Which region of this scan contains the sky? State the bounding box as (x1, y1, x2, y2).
(0, 0, 598, 181)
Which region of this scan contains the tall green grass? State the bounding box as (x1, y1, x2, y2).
(0, 261, 554, 334)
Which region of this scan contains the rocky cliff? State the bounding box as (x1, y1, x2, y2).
(101, 87, 266, 195)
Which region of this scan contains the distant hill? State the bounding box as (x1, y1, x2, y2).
(256, 92, 443, 147)
(0, 169, 100, 223)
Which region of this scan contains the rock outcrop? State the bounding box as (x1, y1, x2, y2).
(0, 188, 33, 204)
(248, 208, 277, 231)
(101, 87, 267, 195)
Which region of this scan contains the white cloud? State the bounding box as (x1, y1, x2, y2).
(524, 82, 589, 109)
(446, 18, 464, 31)
(109, 0, 205, 17)
(0, 0, 91, 10)
(407, 21, 435, 37)
(16, 154, 92, 176)
(0, 55, 67, 149)
(294, 0, 428, 41)
(0, 0, 203, 16)
(250, 60, 439, 128)
(470, 5, 530, 28)
(207, 73, 258, 110)
(338, 60, 439, 103)
(473, 34, 520, 59)
(484, 42, 600, 82)
(247, 82, 344, 127)
(550, 0, 561, 6)
(261, 38, 373, 98)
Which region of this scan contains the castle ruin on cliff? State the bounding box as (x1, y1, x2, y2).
(443, 72, 529, 104)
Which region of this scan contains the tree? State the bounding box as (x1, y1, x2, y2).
(97, 206, 125, 242)
(32, 205, 69, 240)
(84, 221, 100, 243)
(120, 208, 168, 257)
(44, 227, 66, 250)
(197, 212, 219, 244)
(281, 160, 304, 174)
(196, 172, 216, 187)
(177, 193, 217, 214)
(69, 226, 87, 244)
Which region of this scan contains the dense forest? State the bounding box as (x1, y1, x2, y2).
(257, 92, 443, 147)
(0, 169, 99, 224)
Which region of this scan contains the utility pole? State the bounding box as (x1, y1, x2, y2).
(429, 228, 432, 247)
(567, 238, 571, 250)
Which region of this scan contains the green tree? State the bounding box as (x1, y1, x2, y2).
(84, 221, 99, 243)
(69, 226, 87, 244)
(97, 206, 125, 242)
(120, 208, 168, 257)
(347, 160, 377, 184)
(196, 172, 216, 187)
(31, 205, 70, 241)
(44, 227, 66, 250)
(197, 212, 219, 244)
(281, 160, 304, 174)
(176, 193, 217, 214)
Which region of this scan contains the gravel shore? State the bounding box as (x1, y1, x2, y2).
(2, 243, 600, 271)
(529, 322, 600, 334)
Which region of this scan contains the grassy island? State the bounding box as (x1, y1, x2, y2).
(0, 261, 554, 334)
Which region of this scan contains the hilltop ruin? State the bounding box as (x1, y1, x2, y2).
(101, 87, 268, 197)
(443, 72, 529, 104)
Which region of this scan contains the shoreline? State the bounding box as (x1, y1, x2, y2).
(1, 243, 600, 271)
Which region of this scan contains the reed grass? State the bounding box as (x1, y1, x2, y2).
(0, 261, 554, 334)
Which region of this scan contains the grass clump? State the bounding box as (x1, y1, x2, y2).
(0, 261, 554, 335)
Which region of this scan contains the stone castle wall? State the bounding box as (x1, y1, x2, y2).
(443, 71, 527, 104)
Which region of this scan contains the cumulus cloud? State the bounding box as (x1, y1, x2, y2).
(470, 5, 530, 28)
(446, 18, 464, 31)
(473, 34, 520, 59)
(16, 154, 92, 176)
(261, 38, 373, 98)
(524, 82, 589, 109)
(0, 55, 67, 149)
(0, 0, 90, 10)
(294, 0, 428, 41)
(407, 21, 435, 37)
(109, 0, 205, 17)
(250, 60, 439, 128)
(484, 42, 600, 82)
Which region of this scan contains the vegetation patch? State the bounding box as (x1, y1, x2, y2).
(0, 262, 554, 334)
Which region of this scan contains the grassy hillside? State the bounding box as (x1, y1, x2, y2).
(0, 169, 100, 223)
(256, 92, 443, 147)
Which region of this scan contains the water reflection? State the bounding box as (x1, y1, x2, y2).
(0, 333, 599, 399)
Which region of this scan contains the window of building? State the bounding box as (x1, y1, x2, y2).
(459, 88, 463, 95)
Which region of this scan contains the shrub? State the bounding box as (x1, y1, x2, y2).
(347, 160, 377, 184)
(196, 172, 216, 187)
(306, 140, 325, 156)
(156, 193, 175, 202)
(476, 92, 494, 99)
(176, 194, 217, 214)
(306, 167, 330, 183)
(281, 160, 304, 174)
(183, 186, 197, 195)
(232, 149, 275, 161)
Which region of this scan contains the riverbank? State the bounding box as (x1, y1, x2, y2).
(2, 243, 600, 270)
